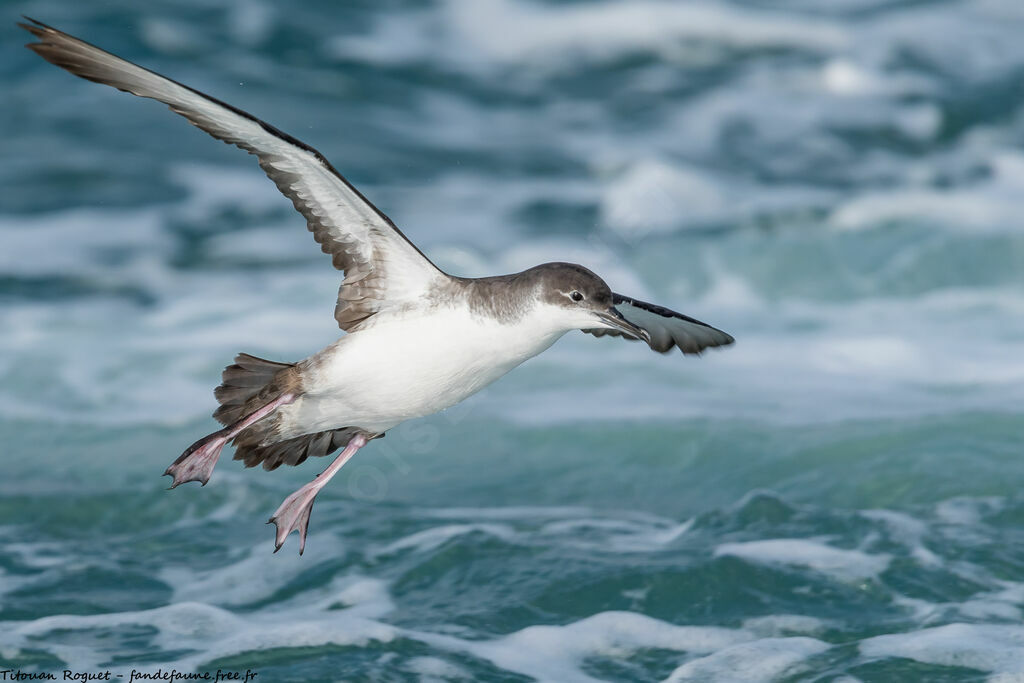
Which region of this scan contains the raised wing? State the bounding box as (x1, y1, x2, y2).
(584, 294, 734, 355)
(21, 17, 445, 331)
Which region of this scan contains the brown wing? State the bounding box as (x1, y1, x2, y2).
(21, 18, 445, 331)
(584, 293, 734, 355)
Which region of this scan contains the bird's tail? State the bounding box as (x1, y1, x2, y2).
(213, 353, 295, 426)
(211, 353, 364, 471)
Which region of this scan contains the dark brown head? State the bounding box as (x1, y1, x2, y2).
(522, 262, 650, 340)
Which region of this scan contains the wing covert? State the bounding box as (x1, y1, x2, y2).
(21, 18, 444, 331)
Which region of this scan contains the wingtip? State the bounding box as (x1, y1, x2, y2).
(18, 17, 52, 47)
(18, 16, 46, 33)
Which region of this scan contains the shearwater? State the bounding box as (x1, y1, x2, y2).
(22, 18, 734, 554)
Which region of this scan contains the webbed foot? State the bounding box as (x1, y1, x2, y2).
(268, 482, 320, 554)
(164, 431, 228, 488)
(266, 432, 368, 554)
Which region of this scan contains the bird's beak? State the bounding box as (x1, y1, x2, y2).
(596, 308, 651, 344)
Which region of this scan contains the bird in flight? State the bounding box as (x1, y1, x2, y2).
(22, 18, 734, 554)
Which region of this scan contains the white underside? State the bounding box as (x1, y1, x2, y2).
(275, 305, 569, 438)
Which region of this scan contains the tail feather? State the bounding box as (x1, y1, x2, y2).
(235, 427, 363, 471)
(213, 352, 370, 470)
(213, 353, 294, 426)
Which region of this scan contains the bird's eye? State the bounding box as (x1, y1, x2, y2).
(570, 290, 584, 302)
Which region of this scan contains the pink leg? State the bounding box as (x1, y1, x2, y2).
(268, 433, 368, 555)
(164, 393, 296, 489)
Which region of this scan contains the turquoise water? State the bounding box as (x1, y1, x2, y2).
(4, 0, 1024, 680)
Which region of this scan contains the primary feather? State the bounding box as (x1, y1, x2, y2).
(20, 16, 445, 331)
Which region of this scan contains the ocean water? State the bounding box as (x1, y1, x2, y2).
(3, 0, 1024, 680)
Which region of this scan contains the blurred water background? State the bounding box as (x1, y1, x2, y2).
(3, 0, 1024, 680)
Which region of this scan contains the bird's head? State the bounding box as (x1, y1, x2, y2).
(528, 262, 650, 341)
